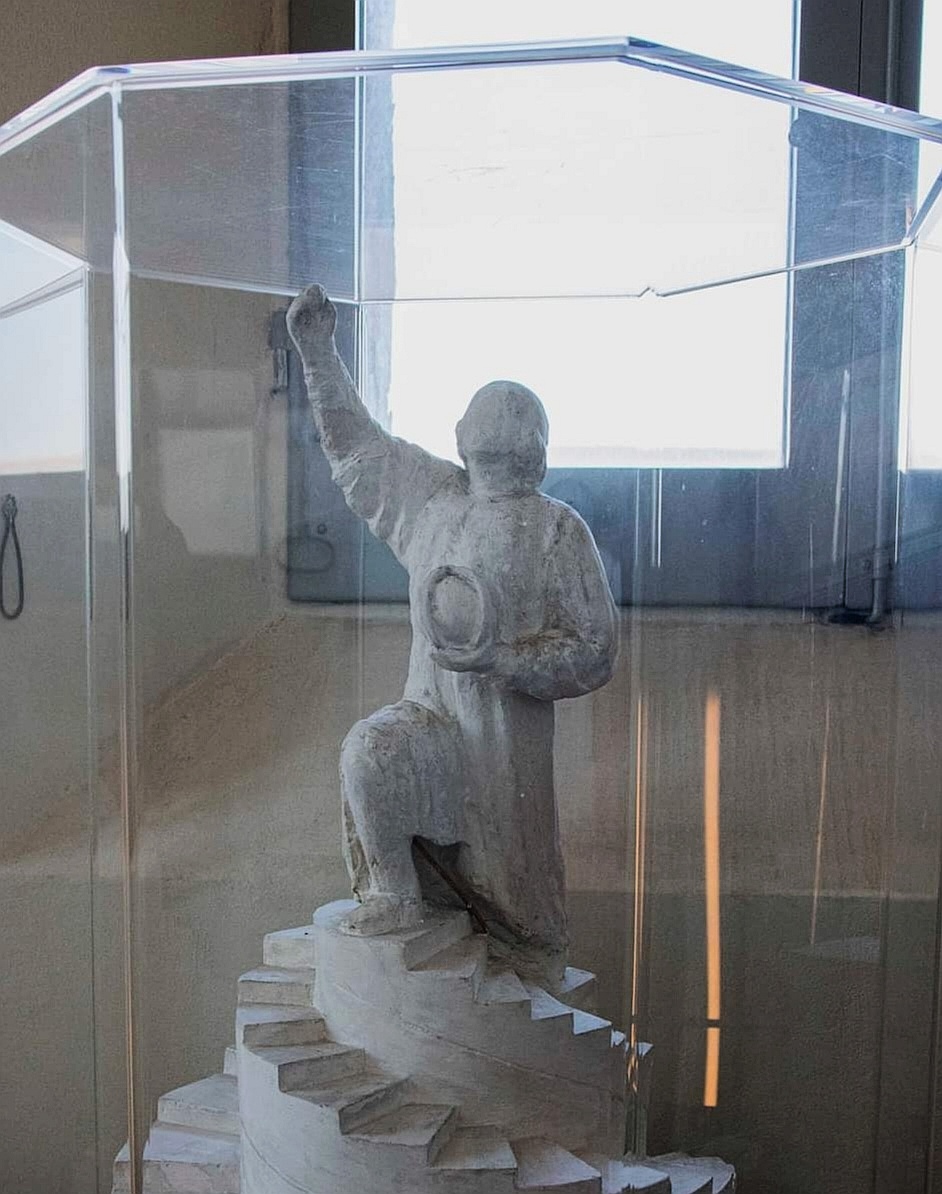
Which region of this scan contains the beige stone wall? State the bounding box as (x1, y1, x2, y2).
(0, 0, 288, 126)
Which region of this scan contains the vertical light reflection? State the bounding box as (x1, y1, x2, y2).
(630, 694, 648, 1087)
(704, 1027, 721, 1109)
(831, 368, 850, 563)
(810, 699, 832, 947)
(703, 690, 722, 1108)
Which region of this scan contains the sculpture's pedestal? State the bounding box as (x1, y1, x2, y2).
(113, 903, 735, 1194)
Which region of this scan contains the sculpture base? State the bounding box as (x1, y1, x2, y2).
(112, 903, 735, 1194)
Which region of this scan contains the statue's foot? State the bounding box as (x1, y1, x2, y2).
(340, 894, 424, 936)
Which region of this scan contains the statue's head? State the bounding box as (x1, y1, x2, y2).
(456, 380, 549, 496)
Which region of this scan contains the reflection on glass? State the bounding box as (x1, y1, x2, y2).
(703, 689, 721, 1109)
(0, 279, 86, 474)
(0, 218, 83, 309)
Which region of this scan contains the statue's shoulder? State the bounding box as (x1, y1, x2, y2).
(536, 490, 592, 535)
(387, 437, 464, 502)
(426, 458, 468, 502)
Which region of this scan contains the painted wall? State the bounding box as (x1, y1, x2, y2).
(0, 470, 99, 1192)
(0, 0, 287, 126)
(0, 279, 283, 1192)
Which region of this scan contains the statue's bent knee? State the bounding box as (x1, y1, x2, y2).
(340, 716, 389, 787)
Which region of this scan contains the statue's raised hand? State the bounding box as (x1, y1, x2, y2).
(287, 284, 337, 366)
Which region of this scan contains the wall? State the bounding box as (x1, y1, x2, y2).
(130, 280, 283, 709)
(0, 279, 283, 1192)
(0, 1, 291, 1178)
(0, 0, 288, 126)
(0, 470, 99, 1193)
(0, 471, 87, 847)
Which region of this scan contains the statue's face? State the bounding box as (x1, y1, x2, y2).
(456, 381, 549, 495)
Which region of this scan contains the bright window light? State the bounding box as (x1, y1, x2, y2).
(0, 221, 86, 476)
(375, 0, 796, 77)
(370, 0, 796, 469)
(0, 281, 86, 476)
(377, 287, 787, 470)
(902, 11, 942, 471)
(0, 219, 83, 310)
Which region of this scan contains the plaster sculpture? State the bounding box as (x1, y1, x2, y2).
(111, 290, 736, 1194)
(113, 915, 735, 1194)
(286, 284, 618, 985)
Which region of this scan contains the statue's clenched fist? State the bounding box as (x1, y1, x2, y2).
(287, 283, 337, 364)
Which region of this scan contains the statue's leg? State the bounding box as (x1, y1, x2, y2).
(338, 701, 457, 934)
(452, 710, 569, 987)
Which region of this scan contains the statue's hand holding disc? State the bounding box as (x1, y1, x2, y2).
(418, 565, 497, 673)
(287, 284, 337, 363)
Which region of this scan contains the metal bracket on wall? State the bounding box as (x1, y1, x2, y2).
(1, 493, 24, 620)
(269, 308, 290, 398)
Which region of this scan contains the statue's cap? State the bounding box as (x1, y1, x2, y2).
(459, 380, 548, 445)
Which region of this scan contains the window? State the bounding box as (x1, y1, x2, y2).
(0, 220, 85, 476)
(365, 0, 796, 472)
(288, 0, 927, 613)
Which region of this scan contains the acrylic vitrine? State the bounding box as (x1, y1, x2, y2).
(4, 34, 942, 1194)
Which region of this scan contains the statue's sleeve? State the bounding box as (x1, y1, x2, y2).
(305, 352, 457, 562)
(503, 506, 618, 701)
(329, 425, 457, 562)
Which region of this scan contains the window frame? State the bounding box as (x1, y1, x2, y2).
(286, 0, 926, 619)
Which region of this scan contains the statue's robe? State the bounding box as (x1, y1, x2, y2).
(317, 395, 617, 983)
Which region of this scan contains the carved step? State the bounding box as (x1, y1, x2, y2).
(113, 1124, 239, 1194)
(263, 925, 317, 969)
(347, 1102, 459, 1163)
(512, 1137, 602, 1192)
(476, 964, 531, 1008)
(290, 1069, 409, 1132)
(237, 966, 314, 1006)
(253, 1041, 366, 1090)
(315, 900, 472, 970)
(158, 1074, 239, 1136)
(523, 984, 613, 1044)
(413, 938, 610, 1057)
(649, 1153, 735, 1194)
(656, 1170, 710, 1194)
(578, 1153, 671, 1194)
(434, 1125, 517, 1175)
(237, 1004, 326, 1047)
(556, 968, 597, 1012)
(411, 934, 489, 992)
(311, 900, 625, 1152)
(389, 907, 474, 968)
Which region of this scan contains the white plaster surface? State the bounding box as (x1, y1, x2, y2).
(236, 903, 627, 1194)
(310, 901, 625, 1147)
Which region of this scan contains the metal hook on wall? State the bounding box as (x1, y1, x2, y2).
(1, 493, 24, 620)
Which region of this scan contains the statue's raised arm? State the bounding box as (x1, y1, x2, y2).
(287, 284, 457, 562)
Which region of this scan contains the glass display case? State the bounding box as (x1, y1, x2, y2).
(3, 33, 942, 1194)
